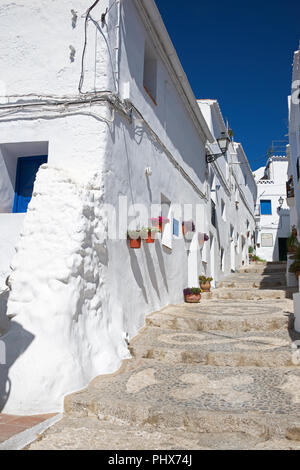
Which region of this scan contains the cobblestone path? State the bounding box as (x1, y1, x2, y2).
(29, 262, 300, 450)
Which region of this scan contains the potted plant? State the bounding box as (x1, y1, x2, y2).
(141, 227, 159, 244)
(127, 229, 142, 249)
(182, 220, 195, 236)
(198, 275, 213, 292)
(248, 246, 254, 260)
(287, 228, 299, 254)
(183, 288, 202, 303)
(289, 260, 300, 280)
(151, 217, 170, 233)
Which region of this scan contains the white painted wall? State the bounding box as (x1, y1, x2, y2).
(0, 0, 256, 414)
(288, 46, 300, 330)
(0, 214, 25, 290)
(198, 100, 257, 281)
(254, 157, 290, 262)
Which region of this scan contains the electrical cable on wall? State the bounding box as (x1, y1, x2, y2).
(78, 0, 101, 94)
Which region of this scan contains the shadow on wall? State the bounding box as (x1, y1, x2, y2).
(0, 319, 34, 412)
(128, 239, 170, 305)
(128, 244, 149, 303)
(155, 241, 169, 293)
(143, 243, 161, 301)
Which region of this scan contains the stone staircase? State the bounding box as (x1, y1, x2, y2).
(29, 262, 300, 450)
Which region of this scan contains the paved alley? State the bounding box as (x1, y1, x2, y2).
(28, 263, 300, 450)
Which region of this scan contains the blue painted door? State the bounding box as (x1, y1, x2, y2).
(13, 155, 48, 213)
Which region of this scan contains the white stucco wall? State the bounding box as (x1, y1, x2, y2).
(0, 0, 256, 414)
(198, 101, 257, 281)
(288, 49, 300, 233)
(0, 214, 25, 290)
(254, 158, 290, 262)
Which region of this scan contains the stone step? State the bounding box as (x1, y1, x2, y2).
(147, 301, 292, 332)
(130, 327, 297, 367)
(64, 360, 300, 441)
(27, 415, 300, 450)
(205, 288, 289, 300)
(238, 266, 287, 274)
(217, 280, 286, 289)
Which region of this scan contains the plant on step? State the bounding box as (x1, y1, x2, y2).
(183, 287, 202, 303)
(289, 260, 300, 279)
(289, 243, 300, 261)
(287, 228, 299, 253)
(248, 246, 254, 254)
(198, 275, 213, 293)
(251, 255, 266, 263)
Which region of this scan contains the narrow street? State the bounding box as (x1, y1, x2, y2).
(28, 262, 300, 450)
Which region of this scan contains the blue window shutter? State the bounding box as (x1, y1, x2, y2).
(260, 200, 272, 215)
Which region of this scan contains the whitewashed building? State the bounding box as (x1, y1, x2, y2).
(0, 0, 256, 414)
(198, 100, 257, 283)
(254, 156, 290, 262)
(287, 45, 300, 331)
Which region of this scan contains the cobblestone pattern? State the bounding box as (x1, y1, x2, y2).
(28, 262, 300, 450)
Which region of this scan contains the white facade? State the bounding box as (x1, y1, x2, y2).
(0, 0, 256, 414)
(254, 157, 290, 262)
(198, 100, 257, 283)
(287, 46, 300, 331)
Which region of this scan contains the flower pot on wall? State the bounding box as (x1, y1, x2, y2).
(129, 238, 141, 249)
(145, 230, 155, 244)
(182, 221, 195, 237)
(151, 217, 170, 233)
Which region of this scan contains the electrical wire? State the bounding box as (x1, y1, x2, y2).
(78, 0, 101, 94)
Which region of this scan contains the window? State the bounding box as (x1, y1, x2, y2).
(260, 199, 272, 215)
(143, 42, 157, 105)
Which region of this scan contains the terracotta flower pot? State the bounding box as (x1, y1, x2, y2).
(296, 271, 300, 280)
(200, 281, 211, 292)
(129, 238, 141, 249)
(145, 230, 155, 244)
(184, 294, 201, 303)
(288, 246, 297, 254)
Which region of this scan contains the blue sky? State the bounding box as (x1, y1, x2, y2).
(155, 0, 300, 170)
